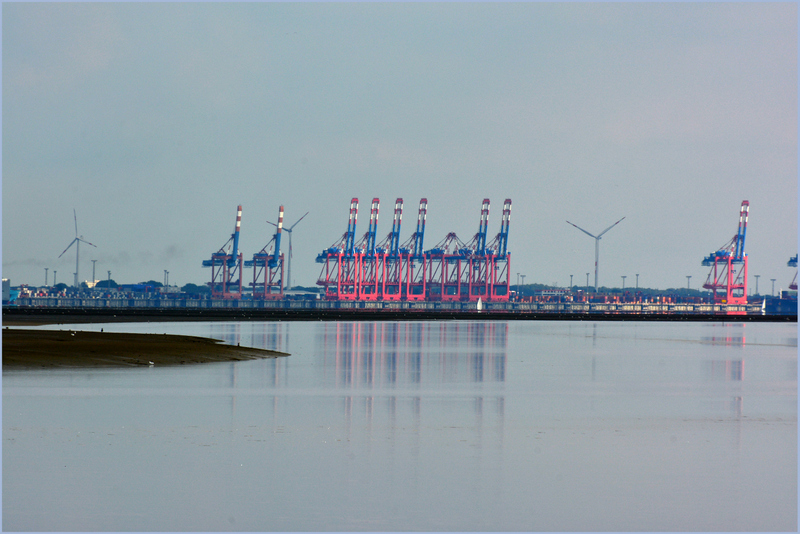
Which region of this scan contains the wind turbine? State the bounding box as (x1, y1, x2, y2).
(566, 216, 625, 292)
(58, 209, 96, 289)
(268, 211, 308, 290)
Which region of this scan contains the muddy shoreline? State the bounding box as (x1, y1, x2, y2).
(2, 328, 289, 369)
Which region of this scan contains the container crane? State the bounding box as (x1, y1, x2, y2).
(702, 200, 749, 305)
(246, 205, 285, 299)
(402, 198, 428, 300)
(463, 199, 492, 300)
(426, 232, 469, 301)
(316, 198, 362, 300)
(788, 255, 797, 291)
(486, 199, 512, 300)
(377, 198, 404, 301)
(202, 205, 244, 299)
(356, 198, 381, 299)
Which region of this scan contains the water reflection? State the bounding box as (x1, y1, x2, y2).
(311, 322, 510, 451)
(701, 335, 746, 346)
(706, 360, 745, 381)
(211, 321, 511, 450)
(318, 322, 507, 389)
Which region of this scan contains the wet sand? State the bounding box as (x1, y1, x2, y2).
(2, 328, 289, 368)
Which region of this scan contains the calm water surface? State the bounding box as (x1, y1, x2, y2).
(3, 320, 797, 531)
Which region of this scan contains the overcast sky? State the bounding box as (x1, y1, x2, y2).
(3, 3, 797, 292)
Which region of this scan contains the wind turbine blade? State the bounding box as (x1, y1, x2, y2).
(73, 209, 78, 237)
(597, 216, 626, 238)
(566, 221, 597, 239)
(58, 238, 78, 258)
(78, 238, 97, 248)
(288, 211, 309, 231)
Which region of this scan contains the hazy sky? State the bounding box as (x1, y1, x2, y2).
(3, 3, 797, 292)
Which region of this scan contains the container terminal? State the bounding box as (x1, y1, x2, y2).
(4, 198, 796, 322)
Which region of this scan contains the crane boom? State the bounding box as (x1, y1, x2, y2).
(734, 200, 749, 258)
(268, 206, 284, 268)
(230, 205, 242, 267)
(389, 198, 403, 256)
(414, 198, 428, 258)
(344, 198, 358, 254)
(476, 199, 490, 254)
(366, 198, 379, 255)
(497, 199, 511, 256)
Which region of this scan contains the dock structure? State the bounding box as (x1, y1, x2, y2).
(4, 298, 792, 322)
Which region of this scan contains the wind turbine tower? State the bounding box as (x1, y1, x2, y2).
(58, 209, 96, 288)
(566, 216, 626, 292)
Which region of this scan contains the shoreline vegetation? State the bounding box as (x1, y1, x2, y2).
(2, 328, 289, 369)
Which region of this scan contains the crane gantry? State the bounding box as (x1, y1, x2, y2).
(202, 205, 244, 299)
(702, 200, 749, 305)
(316, 197, 511, 303)
(245, 205, 285, 300)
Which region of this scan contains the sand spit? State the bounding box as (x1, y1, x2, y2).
(2, 328, 289, 369)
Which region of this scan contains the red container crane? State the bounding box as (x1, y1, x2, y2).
(246, 205, 285, 300)
(702, 200, 749, 305)
(202, 205, 244, 299)
(316, 198, 362, 300)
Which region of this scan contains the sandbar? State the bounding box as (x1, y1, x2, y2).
(2, 328, 288, 369)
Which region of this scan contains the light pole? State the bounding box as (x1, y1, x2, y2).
(754, 274, 760, 295)
(570, 274, 573, 288)
(91, 260, 97, 289)
(586, 272, 590, 289)
(54, 270, 57, 286)
(771, 278, 776, 296)
(636, 273, 639, 290)
(108, 271, 111, 290)
(45, 268, 49, 286)
(621, 275, 626, 290)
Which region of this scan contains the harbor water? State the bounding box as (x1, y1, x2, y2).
(3, 320, 797, 531)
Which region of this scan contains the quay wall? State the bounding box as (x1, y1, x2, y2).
(6, 297, 794, 323)
(11, 296, 758, 315)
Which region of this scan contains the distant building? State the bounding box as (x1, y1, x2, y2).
(534, 288, 570, 297)
(2, 279, 19, 305)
